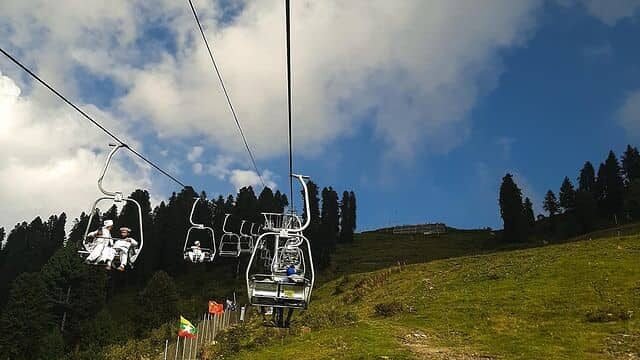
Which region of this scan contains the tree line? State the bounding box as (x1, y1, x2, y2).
(499, 145, 640, 242)
(0, 181, 356, 359)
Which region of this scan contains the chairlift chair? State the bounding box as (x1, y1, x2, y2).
(79, 144, 144, 269)
(218, 214, 241, 257)
(183, 197, 216, 263)
(246, 174, 315, 310)
(238, 220, 254, 255)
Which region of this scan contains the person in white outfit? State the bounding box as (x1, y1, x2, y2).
(112, 227, 138, 271)
(188, 241, 204, 263)
(85, 220, 114, 264)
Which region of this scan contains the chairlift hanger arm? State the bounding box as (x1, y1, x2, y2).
(291, 174, 311, 232)
(97, 144, 127, 197)
(189, 197, 204, 228)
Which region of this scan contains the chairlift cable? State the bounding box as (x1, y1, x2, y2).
(187, 0, 266, 188)
(0, 46, 188, 189)
(285, 0, 294, 212)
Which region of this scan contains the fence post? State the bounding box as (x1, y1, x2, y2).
(174, 336, 180, 360)
(164, 339, 168, 360)
(181, 333, 186, 360)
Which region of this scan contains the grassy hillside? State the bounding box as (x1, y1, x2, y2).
(327, 229, 495, 277)
(224, 233, 639, 359)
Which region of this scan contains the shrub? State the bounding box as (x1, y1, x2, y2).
(297, 306, 358, 329)
(374, 301, 404, 317)
(585, 307, 632, 323)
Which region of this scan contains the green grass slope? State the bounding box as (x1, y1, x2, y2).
(327, 229, 495, 277)
(229, 233, 640, 359)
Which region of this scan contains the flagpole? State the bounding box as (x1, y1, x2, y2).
(188, 334, 193, 360)
(174, 335, 180, 360)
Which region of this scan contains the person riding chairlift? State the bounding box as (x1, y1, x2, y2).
(188, 241, 204, 263)
(286, 264, 297, 277)
(85, 220, 114, 264)
(107, 227, 138, 271)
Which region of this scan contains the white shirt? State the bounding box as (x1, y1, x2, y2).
(89, 227, 112, 241)
(113, 237, 138, 251)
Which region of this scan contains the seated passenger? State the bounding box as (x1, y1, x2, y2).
(188, 241, 204, 262)
(86, 220, 114, 265)
(110, 227, 138, 271)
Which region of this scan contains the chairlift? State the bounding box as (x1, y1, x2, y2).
(238, 220, 254, 255)
(183, 197, 216, 263)
(79, 144, 144, 270)
(218, 214, 241, 257)
(250, 223, 271, 265)
(245, 174, 315, 313)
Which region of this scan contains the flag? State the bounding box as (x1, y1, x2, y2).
(178, 316, 197, 338)
(208, 300, 224, 314)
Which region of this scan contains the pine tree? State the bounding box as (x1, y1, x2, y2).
(575, 190, 598, 232)
(578, 161, 596, 194)
(320, 187, 340, 256)
(234, 186, 260, 223)
(103, 204, 118, 223)
(597, 151, 625, 220)
(622, 145, 640, 183)
(624, 179, 640, 220)
(349, 191, 357, 232)
(499, 174, 526, 241)
(339, 191, 355, 243)
(0, 215, 66, 304)
(301, 182, 323, 266)
(523, 197, 535, 228)
(0, 273, 52, 359)
(118, 189, 154, 283)
(212, 196, 226, 235)
(137, 271, 179, 330)
(559, 177, 576, 212)
(40, 245, 107, 341)
(258, 187, 276, 213)
(274, 190, 289, 213)
(543, 190, 559, 217)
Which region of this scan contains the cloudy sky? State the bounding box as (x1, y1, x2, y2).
(1, 0, 639, 231)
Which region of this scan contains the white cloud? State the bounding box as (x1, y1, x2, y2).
(0, 0, 549, 226)
(205, 155, 234, 180)
(558, 0, 640, 25)
(118, 0, 540, 160)
(619, 90, 640, 137)
(192, 162, 204, 175)
(187, 146, 204, 162)
(229, 169, 277, 191)
(1, 0, 542, 160)
(0, 70, 152, 230)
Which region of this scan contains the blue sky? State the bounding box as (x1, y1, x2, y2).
(1, 1, 640, 231)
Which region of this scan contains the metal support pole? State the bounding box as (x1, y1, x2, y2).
(60, 286, 71, 332)
(181, 334, 186, 360)
(174, 335, 180, 360)
(213, 313, 218, 340)
(164, 339, 168, 360)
